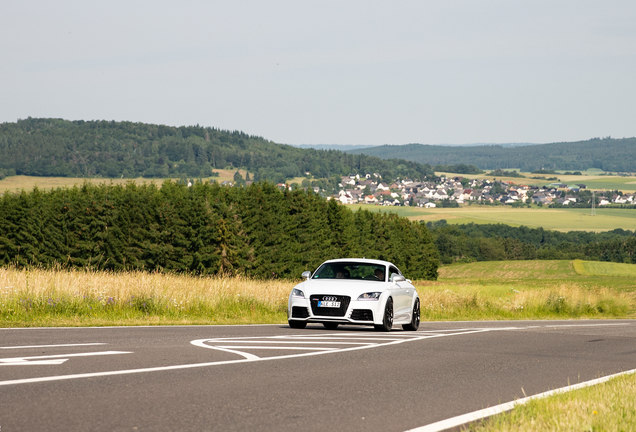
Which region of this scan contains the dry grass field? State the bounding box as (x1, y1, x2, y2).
(0, 170, 249, 194)
(0, 175, 149, 194)
(1, 260, 634, 327)
(417, 260, 635, 321)
(0, 267, 293, 326)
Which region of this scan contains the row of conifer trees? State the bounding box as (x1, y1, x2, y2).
(0, 181, 440, 280)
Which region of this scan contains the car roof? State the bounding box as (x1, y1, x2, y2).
(320, 258, 395, 267)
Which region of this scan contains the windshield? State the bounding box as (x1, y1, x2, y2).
(312, 262, 386, 281)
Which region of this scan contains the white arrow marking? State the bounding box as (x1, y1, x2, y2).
(0, 343, 107, 350)
(0, 359, 69, 366)
(0, 351, 132, 366)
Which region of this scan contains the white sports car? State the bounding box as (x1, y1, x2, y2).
(287, 258, 420, 332)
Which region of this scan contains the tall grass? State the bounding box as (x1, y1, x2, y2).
(1, 261, 634, 327)
(0, 267, 294, 327)
(415, 283, 633, 321)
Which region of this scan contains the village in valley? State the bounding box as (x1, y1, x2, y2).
(328, 174, 636, 208)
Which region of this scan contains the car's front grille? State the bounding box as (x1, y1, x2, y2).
(310, 295, 351, 317)
(350, 309, 373, 321)
(291, 306, 310, 318)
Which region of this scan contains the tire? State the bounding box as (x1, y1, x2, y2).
(288, 320, 307, 329)
(402, 298, 420, 331)
(323, 322, 339, 330)
(374, 297, 393, 332)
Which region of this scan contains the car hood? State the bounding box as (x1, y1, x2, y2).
(294, 279, 388, 296)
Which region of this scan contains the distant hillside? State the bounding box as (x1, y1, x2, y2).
(295, 143, 536, 151)
(292, 144, 382, 151)
(349, 138, 636, 172)
(0, 118, 434, 182)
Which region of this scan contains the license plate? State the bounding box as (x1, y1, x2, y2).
(317, 301, 340, 308)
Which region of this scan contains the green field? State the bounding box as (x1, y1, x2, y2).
(573, 260, 636, 278)
(437, 260, 636, 292)
(561, 176, 636, 192)
(436, 170, 636, 191)
(353, 204, 636, 232)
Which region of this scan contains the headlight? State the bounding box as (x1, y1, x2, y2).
(357, 292, 381, 301)
(291, 288, 305, 298)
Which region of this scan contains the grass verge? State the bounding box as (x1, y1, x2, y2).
(467, 372, 636, 431)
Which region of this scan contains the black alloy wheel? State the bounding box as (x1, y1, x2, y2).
(374, 297, 393, 332)
(402, 298, 420, 331)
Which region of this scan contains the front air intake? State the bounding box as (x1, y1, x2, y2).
(291, 306, 310, 318)
(351, 309, 374, 321)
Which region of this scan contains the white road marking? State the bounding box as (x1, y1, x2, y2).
(188, 342, 261, 361)
(209, 340, 372, 345)
(216, 346, 337, 351)
(1, 323, 633, 387)
(406, 368, 636, 432)
(0, 360, 69, 366)
(267, 336, 403, 342)
(0, 333, 433, 386)
(0, 351, 132, 366)
(538, 323, 631, 328)
(190, 329, 482, 360)
(0, 343, 107, 350)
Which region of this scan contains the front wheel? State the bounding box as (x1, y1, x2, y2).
(288, 320, 307, 329)
(402, 298, 420, 331)
(374, 297, 393, 332)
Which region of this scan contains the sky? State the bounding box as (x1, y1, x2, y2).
(1, 1, 635, 145)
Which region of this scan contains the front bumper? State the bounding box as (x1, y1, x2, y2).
(288, 296, 382, 326)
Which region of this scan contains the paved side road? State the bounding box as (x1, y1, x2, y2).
(0, 320, 635, 431)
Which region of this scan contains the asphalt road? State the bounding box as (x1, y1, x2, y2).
(1, 320, 635, 432)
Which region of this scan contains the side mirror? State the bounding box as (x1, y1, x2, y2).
(301, 271, 311, 280)
(391, 274, 405, 283)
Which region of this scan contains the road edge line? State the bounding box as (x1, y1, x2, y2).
(405, 368, 636, 432)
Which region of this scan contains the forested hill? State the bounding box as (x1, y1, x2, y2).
(0, 118, 434, 182)
(348, 137, 636, 172)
